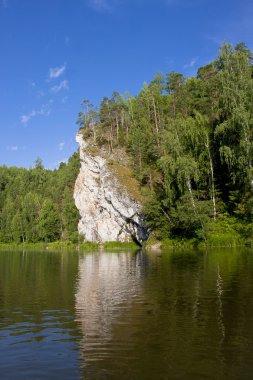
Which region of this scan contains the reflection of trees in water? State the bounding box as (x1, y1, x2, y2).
(73, 249, 253, 379)
(75, 251, 145, 362)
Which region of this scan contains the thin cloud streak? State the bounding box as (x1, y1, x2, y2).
(20, 110, 36, 125)
(51, 80, 69, 93)
(37, 101, 53, 116)
(49, 64, 66, 79)
(6, 145, 27, 152)
(183, 57, 198, 69)
(20, 101, 53, 125)
(58, 142, 65, 151)
(6, 145, 18, 151)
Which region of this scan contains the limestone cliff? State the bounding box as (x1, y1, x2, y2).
(74, 132, 147, 244)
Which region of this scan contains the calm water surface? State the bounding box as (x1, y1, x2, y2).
(0, 248, 253, 379)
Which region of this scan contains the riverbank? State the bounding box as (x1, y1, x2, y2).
(144, 237, 247, 251)
(0, 238, 250, 253)
(0, 221, 252, 252)
(0, 241, 140, 252)
(145, 217, 253, 250)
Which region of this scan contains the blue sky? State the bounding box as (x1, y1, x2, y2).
(0, 0, 252, 169)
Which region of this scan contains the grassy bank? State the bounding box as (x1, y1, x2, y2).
(145, 237, 247, 251)
(103, 241, 140, 250)
(0, 241, 99, 252)
(0, 240, 140, 252)
(144, 217, 253, 250)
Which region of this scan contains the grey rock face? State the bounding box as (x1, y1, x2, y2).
(74, 132, 147, 244)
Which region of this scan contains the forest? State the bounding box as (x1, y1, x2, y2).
(0, 155, 79, 243)
(77, 42, 253, 245)
(0, 42, 253, 245)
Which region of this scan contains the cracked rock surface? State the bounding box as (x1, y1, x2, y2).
(74, 132, 147, 244)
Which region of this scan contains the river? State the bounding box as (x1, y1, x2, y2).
(0, 248, 253, 379)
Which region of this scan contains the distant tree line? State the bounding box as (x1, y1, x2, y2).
(0, 154, 80, 243)
(77, 42, 253, 241)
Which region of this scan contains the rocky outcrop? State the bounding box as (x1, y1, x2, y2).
(74, 132, 147, 245)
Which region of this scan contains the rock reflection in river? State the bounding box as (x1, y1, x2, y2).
(75, 251, 145, 354)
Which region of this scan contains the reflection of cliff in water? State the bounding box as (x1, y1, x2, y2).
(75, 251, 146, 367)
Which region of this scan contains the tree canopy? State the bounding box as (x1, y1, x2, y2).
(77, 42, 253, 241)
(0, 153, 80, 243)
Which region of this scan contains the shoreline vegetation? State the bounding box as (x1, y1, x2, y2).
(0, 241, 139, 252)
(0, 228, 252, 252)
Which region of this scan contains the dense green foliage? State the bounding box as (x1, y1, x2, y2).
(77, 43, 253, 243)
(0, 154, 80, 243)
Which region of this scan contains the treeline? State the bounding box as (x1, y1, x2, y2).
(0, 154, 79, 243)
(77, 42, 253, 242)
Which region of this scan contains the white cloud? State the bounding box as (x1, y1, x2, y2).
(7, 145, 18, 151)
(58, 142, 65, 151)
(37, 101, 53, 116)
(49, 63, 66, 79)
(20, 101, 53, 125)
(20, 110, 36, 125)
(183, 57, 198, 69)
(51, 80, 69, 93)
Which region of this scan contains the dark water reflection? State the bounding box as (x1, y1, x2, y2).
(0, 251, 80, 379)
(1, 249, 253, 379)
